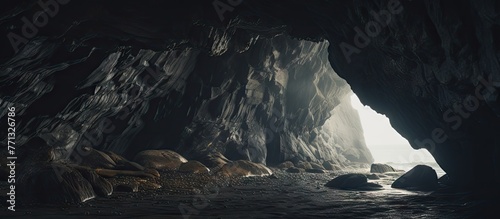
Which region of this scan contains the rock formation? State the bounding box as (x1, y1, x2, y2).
(392, 165, 438, 191)
(325, 173, 383, 190)
(370, 163, 396, 173)
(0, 0, 373, 178)
(1, 0, 499, 189)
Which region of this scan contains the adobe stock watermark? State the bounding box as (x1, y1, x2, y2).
(413, 75, 500, 151)
(212, 0, 243, 21)
(339, 0, 405, 63)
(7, 0, 70, 54)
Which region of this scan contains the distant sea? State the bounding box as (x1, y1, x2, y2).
(368, 144, 446, 177)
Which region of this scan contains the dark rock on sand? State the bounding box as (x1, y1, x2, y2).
(286, 167, 304, 173)
(392, 165, 438, 191)
(325, 173, 383, 190)
(18, 137, 96, 203)
(217, 160, 272, 177)
(277, 161, 295, 169)
(305, 168, 326, 173)
(325, 174, 367, 189)
(133, 150, 188, 171)
(178, 161, 210, 174)
(19, 163, 96, 203)
(370, 163, 396, 173)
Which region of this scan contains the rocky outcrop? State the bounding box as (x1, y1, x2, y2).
(3, 0, 500, 188)
(392, 165, 438, 191)
(0, 3, 374, 173)
(370, 164, 396, 173)
(325, 173, 382, 190)
(19, 163, 96, 204)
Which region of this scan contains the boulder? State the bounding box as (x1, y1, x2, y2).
(325, 173, 382, 190)
(133, 150, 188, 171)
(325, 173, 367, 189)
(178, 161, 210, 174)
(391, 165, 438, 191)
(277, 161, 295, 169)
(286, 167, 304, 173)
(19, 163, 96, 204)
(217, 160, 272, 177)
(370, 163, 396, 173)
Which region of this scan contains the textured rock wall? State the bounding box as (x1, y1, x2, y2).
(311, 95, 373, 164)
(0, 1, 373, 167)
(319, 0, 500, 187)
(4, 0, 499, 187)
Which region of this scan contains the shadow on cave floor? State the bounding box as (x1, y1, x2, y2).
(2, 168, 497, 219)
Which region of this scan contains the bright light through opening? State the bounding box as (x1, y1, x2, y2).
(350, 93, 444, 175)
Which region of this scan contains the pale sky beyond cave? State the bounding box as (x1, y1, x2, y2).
(350, 93, 437, 164)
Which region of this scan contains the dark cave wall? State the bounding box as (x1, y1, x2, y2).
(320, 0, 500, 186)
(0, 0, 372, 167)
(2, 0, 500, 187)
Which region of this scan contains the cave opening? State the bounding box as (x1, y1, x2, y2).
(3, 0, 500, 217)
(349, 92, 445, 176)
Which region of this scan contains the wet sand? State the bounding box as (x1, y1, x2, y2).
(1, 168, 498, 218)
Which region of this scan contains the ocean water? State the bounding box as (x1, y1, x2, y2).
(4, 169, 482, 218)
(368, 144, 446, 177)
